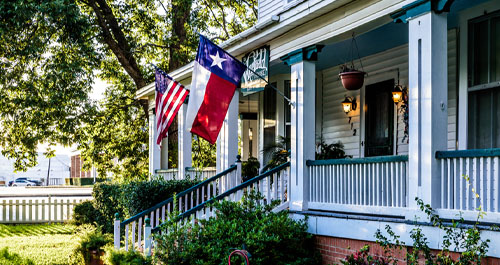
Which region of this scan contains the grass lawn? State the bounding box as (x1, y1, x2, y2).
(0, 224, 78, 265)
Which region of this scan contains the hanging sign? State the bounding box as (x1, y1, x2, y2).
(241, 46, 269, 96)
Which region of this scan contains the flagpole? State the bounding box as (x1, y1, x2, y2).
(200, 35, 294, 107)
(244, 67, 295, 108)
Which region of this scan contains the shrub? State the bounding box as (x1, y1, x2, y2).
(69, 225, 112, 265)
(341, 245, 390, 265)
(0, 247, 35, 265)
(154, 191, 321, 265)
(92, 182, 125, 233)
(104, 247, 152, 265)
(72, 200, 102, 226)
(121, 179, 199, 217)
(91, 179, 199, 233)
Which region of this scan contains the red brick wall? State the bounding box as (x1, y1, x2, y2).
(70, 155, 90, 178)
(315, 235, 500, 265)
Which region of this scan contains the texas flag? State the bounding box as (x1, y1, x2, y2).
(186, 35, 247, 144)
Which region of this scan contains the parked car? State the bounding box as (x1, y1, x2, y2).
(8, 178, 42, 187)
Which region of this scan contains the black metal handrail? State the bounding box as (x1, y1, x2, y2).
(121, 165, 237, 227)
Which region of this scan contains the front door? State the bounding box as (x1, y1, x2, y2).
(365, 79, 394, 157)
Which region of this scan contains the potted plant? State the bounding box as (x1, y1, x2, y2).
(339, 33, 366, 91)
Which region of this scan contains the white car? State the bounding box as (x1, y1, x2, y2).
(11, 179, 35, 187)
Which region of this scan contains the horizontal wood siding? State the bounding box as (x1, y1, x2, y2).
(259, 0, 283, 21)
(320, 29, 458, 157)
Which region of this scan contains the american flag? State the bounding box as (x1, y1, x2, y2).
(155, 67, 189, 145)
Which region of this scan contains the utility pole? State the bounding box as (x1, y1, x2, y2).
(46, 157, 51, 186)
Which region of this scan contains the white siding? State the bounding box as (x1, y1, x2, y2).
(258, 0, 283, 22)
(320, 29, 458, 157)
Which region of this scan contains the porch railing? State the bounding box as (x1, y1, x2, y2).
(306, 156, 409, 216)
(117, 164, 239, 252)
(155, 167, 217, 180)
(436, 149, 500, 221)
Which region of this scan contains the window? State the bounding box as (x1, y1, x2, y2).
(467, 11, 500, 149)
(263, 82, 277, 163)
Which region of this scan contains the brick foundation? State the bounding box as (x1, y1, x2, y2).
(315, 235, 500, 265)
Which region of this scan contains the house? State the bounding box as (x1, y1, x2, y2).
(131, 0, 500, 261)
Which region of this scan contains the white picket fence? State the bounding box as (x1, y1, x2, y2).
(307, 156, 409, 216)
(0, 195, 91, 223)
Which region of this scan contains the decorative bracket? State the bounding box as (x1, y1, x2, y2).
(390, 0, 455, 23)
(280, 44, 325, 66)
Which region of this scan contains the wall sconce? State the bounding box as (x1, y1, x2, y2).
(341, 96, 357, 114)
(392, 85, 404, 103)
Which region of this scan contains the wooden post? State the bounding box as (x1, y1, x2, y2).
(280, 45, 323, 211)
(236, 155, 242, 200)
(114, 213, 120, 250)
(144, 217, 152, 256)
(177, 103, 192, 179)
(216, 91, 239, 174)
(149, 108, 161, 179)
(407, 10, 448, 210)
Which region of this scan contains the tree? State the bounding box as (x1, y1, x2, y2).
(0, 0, 257, 178)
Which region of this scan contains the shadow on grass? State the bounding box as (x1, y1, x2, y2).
(0, 247, 35, 265)
(0, 224, 75, 238)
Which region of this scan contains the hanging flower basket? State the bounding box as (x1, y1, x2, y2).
(339, 33, 366, 91)
(339, 70, 366, 91)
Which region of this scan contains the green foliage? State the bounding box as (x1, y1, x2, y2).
(0, 0, 99, 171)
(262, 136, 290, 173)
(91, 179, 199, 233)
(372, 197, 490, 265)
(120, 179, 199, 217)
(340, 245, 390, 265)
(92, 182, 126, 233)
(192, 135, 216, 168)
(242, 157, 260, 182)
(0, 247, 35, 265)
(153, 190, 321, 265)
(104, 247, 151, 265)
(0, 0, 256, 180)
(69, 225, 112, 265)
(72, 200, 102, 226)
(315, 140, 351, 160)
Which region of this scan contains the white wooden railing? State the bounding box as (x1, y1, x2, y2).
(116, 163, 240, 253)
(436, 149, 500, 222)
(307, 156, 409, 215)
(155, 167, 217, 180)
(0, 194, 91, 223)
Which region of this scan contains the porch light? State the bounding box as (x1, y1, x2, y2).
(341, 96, 356, 114)
(392, 85, 403, 103)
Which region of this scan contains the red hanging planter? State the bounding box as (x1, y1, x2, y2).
(339, 33, 366, 91)
(339, 70, 366, 91)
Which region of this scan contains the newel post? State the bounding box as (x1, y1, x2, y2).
(144, 217, 152, 256)
(113, 213, 120, 250)
(236, 155, 242, 186)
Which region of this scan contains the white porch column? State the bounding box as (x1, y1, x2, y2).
(281, 45, 323, 211)
(407, 11, 448, 209)
(148, 109, 161, 179)
(216, 91, 239, 173)
(177, 103, 192, 179)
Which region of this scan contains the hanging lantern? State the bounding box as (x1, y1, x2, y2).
(392, 85, 403, 103)
(341, 96, 356, 114)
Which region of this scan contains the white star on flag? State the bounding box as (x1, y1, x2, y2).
(209, 51, 227, 69)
